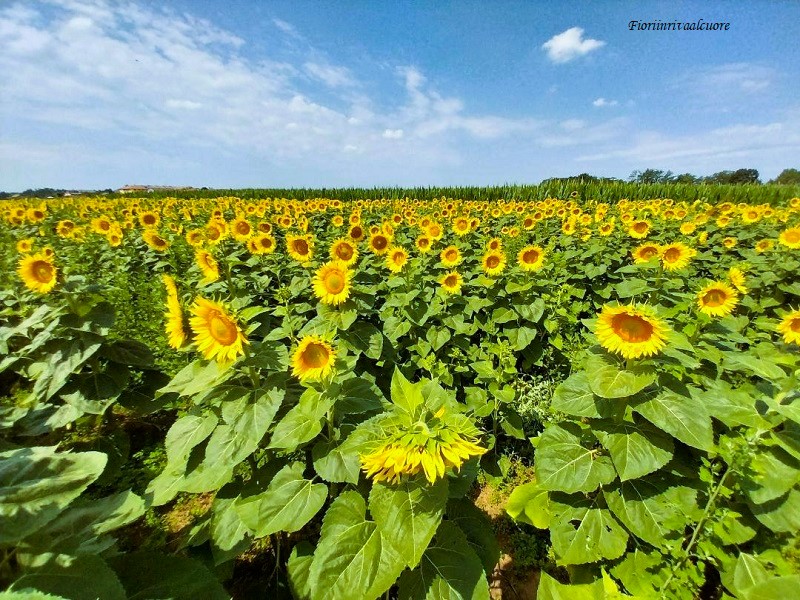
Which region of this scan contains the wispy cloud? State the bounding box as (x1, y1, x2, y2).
(542, 27, 605, 64)
(592, 97, 618, 108)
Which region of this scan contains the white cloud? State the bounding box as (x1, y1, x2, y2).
(592, 97, 618, 108)
(303, 61, 355, 87)
(542, 27, 605, 63)
(273, 18, 302, 40)
(382, 128, 404, 139)
(560, 119, 585, 131)
(165, 99, 202, 110)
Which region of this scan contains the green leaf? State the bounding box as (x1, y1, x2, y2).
(288, 541, 315, 600)
(447, 499, 501, 574)
(369, 476, 449, 568)
(633, 387, 714, 451)
(537, 571, 604, 600)
(604, 477, 697, 548)
(334, 377, 385, 415)
(690, 382, 771, 429)
(749, 488, 800, 533)
(740, 575, 800, 600)
(209, 497, 250, 555)
(593, 419, 674, 481)
(100, 339, 154, 368)
(551, 372, 619, 419)
(164, 414, 217, 468)
(0, 591, 68, 600)
(344, 322, 384, 359)
(733, 554, 768, 594)
(312, 427, 362, 484)
(308, 491, 406, 600)
(0, 447, 106, 545)
(107, 551, 230, 600)
(158, 359, 231, 398)
(506, 325, 538, 351)
(550, 500, 628, 565)
(534, 423, 617, 493)
(739, 446, 800, 504)
(269, 389, 333, 450)
(390, 367, 424, 416)
(397, 521, 490, 600)
(235, 462, 327, 537)
(506, 481, 551, 529)
(586, 353, 656, 399)
(12, 556, 125, 600)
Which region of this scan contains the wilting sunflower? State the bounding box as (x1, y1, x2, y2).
(482, 250, 507, 276)
(162, 275, 187, 349)
(189, 297, 247, 364)
(440, 245, 461, 268)
(368, 232, 391, 255)
(595, 304, 669, 360)
(195, 249, 220, 284)
(632, 243, 661, 264)
(291, 335, 335, 381)
(660, 242, 695, 271)
(313, 261, 352, 305)
(142, 230, 169, 252)
(777, 310, 800, 345)
(778, 227, 800, 249)
(697, 281, 739, 317)
(440, 271, 463, 294)
(628, 220, 651, 239)
(286, 234, 314, 263)
(329, 238, 358, 266)
(247, 233, 276, 255)
(386, 247, 408, 273)
(18, 252, 57, 294)
(728, 267, 748, 294)
(517, 245, 545, 272)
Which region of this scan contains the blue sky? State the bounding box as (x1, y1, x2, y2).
(1, 0, 799, 190)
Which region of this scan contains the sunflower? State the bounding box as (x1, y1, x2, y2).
(778, 227, 800, 249)
(426, 222, 443, 240)
(728, 267, 748, 294)
(348, 224, 365, 242)
(386, 247, 408, 273)
(777, 310, 800, 345)
(27, 207, 45, 222)
(660, 242, 695, 271)
(482, 250, 507, 277)
(598, 221, 615, 236)
(185, 228, 205, 247)
(329, 238, 359, 266)
(142, 230, 169, 252)
(138, 211, 160, 228)
(18, 252, 57, 294)
(247, 233, 276, 255)
(313, 261, 352, 305)
(56, 220, 75, 237)
(286, 234, 314, 263)
(486, 237, 502, 252)
(755, 239, 773, 253)
(628, 220, 651, 239)
(16, 238, 33, 253)
(291, 335, 335, 381)
(440, 245, 461, 268)
(415, 235, 433, 254)
(680, 222, 697, 235)
(440, 271, 463, 294)
(368, 232, 391, 255)
(517, 245, 545, 272)
(632, 243, 661, 264)
(230, 217, 253, 241)
(697, 282, 739, 317)
(162, 275, 187, 349)
(722, 237, 737, 249)
(206, 221, 226, 244)
(189, 297, 247, 364)
(595, 304, 669, 360)
(195, 249, 220, 284)
(91, 216, 113, 235)
(331, 215, 344, 228)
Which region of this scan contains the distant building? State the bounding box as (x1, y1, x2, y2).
(116, 184, 195, 194)
(118, 185, 149, 194)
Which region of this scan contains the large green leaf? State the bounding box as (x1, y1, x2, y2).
(209, 497, 249, 554)
(537, 571, 605, 600)
(344, 322, 384, 359)
(740, 576, 800, 600)
(391, 367, 425, 416)
(604, 476, 697, 548)
(447, 499, 501, 574)
(157, 359, 231, 397)
(585, 353, 656, 399)
(0, 447, 106, 545)
(397, 521, 489, 600)
(534, 423, 617, 493)
(550, 499, 628, 565)
(369, 476, 449, 568)
(235, 462, 327, 537)
(269, 389, 333, 450)
(288, 541, 315, 600)
(593, 419, 674, 481)
(0, 591, 68, 600)
(690, 382, 771, 429)
(12, 556, 125, 600)
(164, 414, 217, 468)
(550, 372, 619, 419)
(748, 488, 800, 533)
(312, 425, 363, 484)
(308, 491, 406, 600)
(739, 446, 800, 504)
(107, 551, 230, 600)
(633, 388, 714, 451)
(505, 481, 551, 529)
(732, 553, 768, 594)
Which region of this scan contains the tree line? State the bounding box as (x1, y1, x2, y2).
(626, 168, 800, 185)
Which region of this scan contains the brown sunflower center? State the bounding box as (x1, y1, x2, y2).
(143, 214, 156, 225)
(392, 251, 405, 263)
(611, 313, 654, 343)
(444, 275, 458, 287)
(32, 261, 54, 283)
(350, 225, 363, 239)
(302, 343, 330, 368)
(418, 238, 430, 249)
(663, 247, 681, 263)
(633, 221, 648, 233)
(372, 236, 388, 250)
(209, 313, 238, 345)
(789, 317, 800, 333)
(702, 289, 728, 307)
(522, 249, 540, 264)
(486, 255, 500, 269)
(293, 239, 310, 255)
(207, 228, 221, 241)
(324, 271, 346, 294)
(260, 237, 273, 249)
(335, 244, 354, 260)
(445, 249, 458, 261)
(236, 222, 250, 235)
(639, 246, 658, 259)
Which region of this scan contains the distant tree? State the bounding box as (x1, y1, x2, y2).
(705, 169, 760, 185)
(674, 173, 700, 184)
(771, 168, 800, 185)
(629, 169, 675, 184)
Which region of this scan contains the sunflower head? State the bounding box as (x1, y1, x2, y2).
(628, 220, 651, 239)
(386, 247, 408, 273)
(16, 238, 33, 253)
(291, 335, 335, 381)
(482, 250, 506, 277)
(778, 227, 800, 249)
(195, 249, 220, 284)
(415, 235, 432, 254)
(440, 271, 463, 294)
(230, 217, 252, 241)
(368, 232, 391, 255)
(287, 234, 314, 263)
(142, 230, 169, 252)
(728, 267, 748, 294)
(189, 297, 247, 364)
(755, 239, 773, 253)
(313, 261, 353, 306)
(632, 243, 661, 264)
(595, 304, 669, 360)
(697, 281, 739, 317)
(330, 238, 358, 265)
(440, 245, 461, 268)
(162, 274, 187, 349)
(247, 233, 276, 255)
(777, 310, 800, 345)
(18, 252, 57, 294)
(517, 245, 545, 272)
(660, 242, 695, 271)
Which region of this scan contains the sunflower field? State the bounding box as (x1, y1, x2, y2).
(1, 183, 800, 600)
